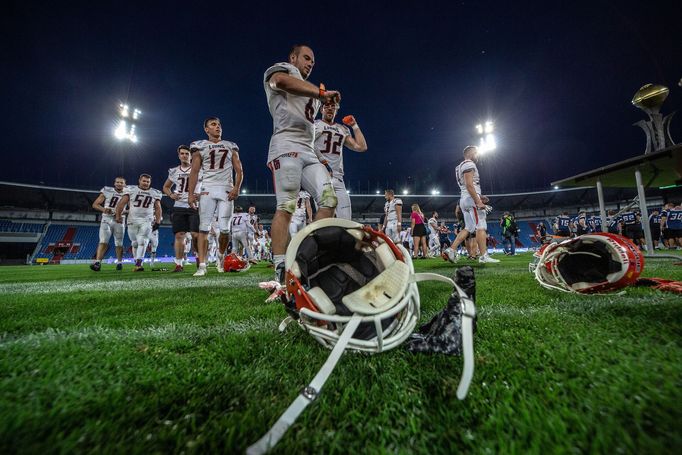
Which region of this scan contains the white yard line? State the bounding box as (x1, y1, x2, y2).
(0, 319, 277, 348)
(0, 275, 264, 295)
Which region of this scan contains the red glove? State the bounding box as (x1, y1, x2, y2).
(342, 115, 356, 126)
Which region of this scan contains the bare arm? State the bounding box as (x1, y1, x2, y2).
(395, 204, 403, 230)
(163, 178, 180, 201)
(154, 200, 162, 225)
(187, 151, 202, 209)
(342, 117, 367, 152)
(228, 151, 243, 201)
(269, 72, 341, 104)
(115, 194, 130, 223)
(463, 172, 484, 209)
(92, 194, 110, 214)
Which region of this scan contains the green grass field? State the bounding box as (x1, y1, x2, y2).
(1, 253, 681, 454)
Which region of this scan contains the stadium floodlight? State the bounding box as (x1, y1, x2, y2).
(375, 190, 381, 194)
(346, 189, 351, 194)
(554, 185, 560, 190)
(476, 121, 496, 153)
(402, 189, 409, 195)
(241, 188, 247, 194)
(114, 103, 141, 143)
(431, 189, 440, 195)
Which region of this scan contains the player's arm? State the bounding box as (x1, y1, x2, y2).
(463, 172, 485, 209)
(187, 151, 202, 209)
(342, 116, 368, 152)
(268, 72, 341, 104)
(228, 151, 243, 201)
(114, 194, 130, 223)
(163, 178, 179, 200)
(92, 194, 109, 215)
(395, 204, 403, 231)
(154, 200, 162, 225)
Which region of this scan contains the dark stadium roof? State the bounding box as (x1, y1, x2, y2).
(552, 144, 682, 189)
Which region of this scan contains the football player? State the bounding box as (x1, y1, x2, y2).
(427, 211, 441, 256)
(313, 102, 367, 219)
(247, 205, 259, 259)
(90, 177, 127, 271)
(115, 174, 162, 271)
(620, 209, 644, 249)
(230, 206, 257, 262)
(263, 44, 341, 282)
(661, 202, 682, 249)
(163, 145, 200, 273)
(382, 189, 403, 244)
(553, 211, 571, 237)
(187, 117, 243, 277)
(450, 146, 499, 264)
(289, 190, 313, 238)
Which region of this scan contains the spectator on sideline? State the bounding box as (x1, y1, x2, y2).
(410, 203, 429, 259)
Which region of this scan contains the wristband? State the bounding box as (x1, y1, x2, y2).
(318, 83, 326, 99)
(352, 123, 360, 130)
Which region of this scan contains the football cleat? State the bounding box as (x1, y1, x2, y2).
(89, 262, 101, 272)
(441, 247, 459, 263)
(193, 266, 207, 277)
(116, 263, 123, 271)
(133, 265, 144, 272)
(172, 264, 184, 273)
(478, 255, 500, 264)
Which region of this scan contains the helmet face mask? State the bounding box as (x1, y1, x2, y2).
(531, 233, 644, 293)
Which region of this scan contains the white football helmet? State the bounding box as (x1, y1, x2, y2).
(529, 232, 644, 293)
(248, 219, 476, 454)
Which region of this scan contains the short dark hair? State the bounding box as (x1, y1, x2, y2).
(235, 206, 243, 212)
(463, 145, 477, 156)
(177, 144, 190, 153)
(204, 117, 220, 128)
(289, 44, 311, 59)
(384, 189, 394, 195)
(139, 173, 151, 180)
(114, 176, 126, 183)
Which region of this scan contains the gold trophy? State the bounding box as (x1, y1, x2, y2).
(632, 84, 676, 154)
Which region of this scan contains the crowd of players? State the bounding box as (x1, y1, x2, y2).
(88, 43, 681, 277)
(544, 204, 682, 250)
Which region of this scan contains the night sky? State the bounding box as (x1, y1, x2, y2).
(2, 1, 680, 195)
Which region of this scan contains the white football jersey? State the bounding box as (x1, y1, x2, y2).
(248, 213, 259, 232)
(264, 62, 320, 161)
(455, 159, 481, 202)
(124, 186, 162, 222)
(313, 120, 351, 178)
(99, 186, 126, 219)
(384, 198, 403, 223)
(167, 165, 193, 208)
(230, 212, 254, 235)
(292, 191, 311, 221)
(190, 139, 238, 189)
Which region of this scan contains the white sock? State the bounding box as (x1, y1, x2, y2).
(273, 254, 285, 268)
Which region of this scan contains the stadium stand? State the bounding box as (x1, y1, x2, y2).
(1, 180, 680, 264)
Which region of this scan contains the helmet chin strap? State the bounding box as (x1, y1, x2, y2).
(411, 273, 476, 400)
(247, 314, 363, 455)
